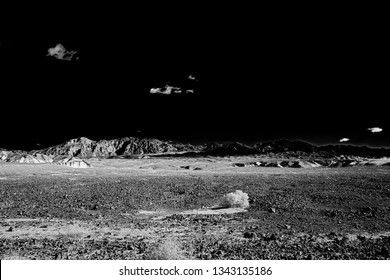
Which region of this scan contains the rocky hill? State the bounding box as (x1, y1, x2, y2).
(1, 137, 390, 165)
(201, 142, 257, 156)
(197, 139, 390, 158)
(32, 137, 199, 158)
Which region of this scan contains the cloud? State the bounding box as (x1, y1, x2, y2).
(367, 127, 383, 133)
(188, 75, 197, 81)
(150, 85, 181, 95)
(150, 88, 165, 94)
(47, 43, 78, 61)
(150, 81, 196, 95)
(339, 138, 349, 142)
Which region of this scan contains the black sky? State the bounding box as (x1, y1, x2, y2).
(0, 9, 388, 150)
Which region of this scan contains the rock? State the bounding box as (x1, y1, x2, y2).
(379, 247, 389, 257)
(243, 232, 257, 239)
(269, 208, 276, 213)
(265, 233, 277, 241)
(357, 235, 366, 241)
(285, 224, 291, 230)
(89, 204, 98, 210)
(265, 162, 282, 168)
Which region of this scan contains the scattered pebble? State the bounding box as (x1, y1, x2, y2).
(243, 232, 257, 239)
(269, 233, 277, 240)
(90, 204, 98, 210)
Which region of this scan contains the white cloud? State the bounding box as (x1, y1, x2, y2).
(367, 127, 383, 133)
(47, 43, 78, 61)
(150, 82, 197, 95)
(150, 85, 181, 95)
(150, 88, 161, 94)
(339, 138, 349, 142)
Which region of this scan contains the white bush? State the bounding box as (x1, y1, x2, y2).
(220, 190, 249, 208)
(147, 239, 191, 260)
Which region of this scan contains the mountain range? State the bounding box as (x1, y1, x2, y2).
(1, 137, 390, 164)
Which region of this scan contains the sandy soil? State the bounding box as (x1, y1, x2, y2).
(1, 157, 390, 259)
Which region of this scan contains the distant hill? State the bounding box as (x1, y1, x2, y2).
(201, 142, 257, 156)
(1, 137, 390, 163)
(252, 139, 390, 158)
(197, 139, 390, 158)
(30, 137, 200, 158)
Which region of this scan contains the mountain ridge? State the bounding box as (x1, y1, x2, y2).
(1, 137, 390, 161)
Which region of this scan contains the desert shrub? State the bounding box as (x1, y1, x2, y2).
(220, 190, 249, 208)
(147, 238, 192, 260)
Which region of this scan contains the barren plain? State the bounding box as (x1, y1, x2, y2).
(1, 156, 390, 259)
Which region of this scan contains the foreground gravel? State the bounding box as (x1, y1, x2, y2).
(1, 165, 390, 259)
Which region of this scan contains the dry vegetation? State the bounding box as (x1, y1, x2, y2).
(220, 190, 250, 208)
(147, 238, 192, 260)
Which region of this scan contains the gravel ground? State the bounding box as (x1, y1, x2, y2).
(1, 162, 390, 259)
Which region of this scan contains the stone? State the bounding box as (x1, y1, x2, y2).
(243, 232, 257, 239)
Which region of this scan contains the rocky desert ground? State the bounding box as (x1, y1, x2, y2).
(1, 156, 390, 260)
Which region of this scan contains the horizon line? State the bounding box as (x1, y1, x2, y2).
(1, 136, 389, 151)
